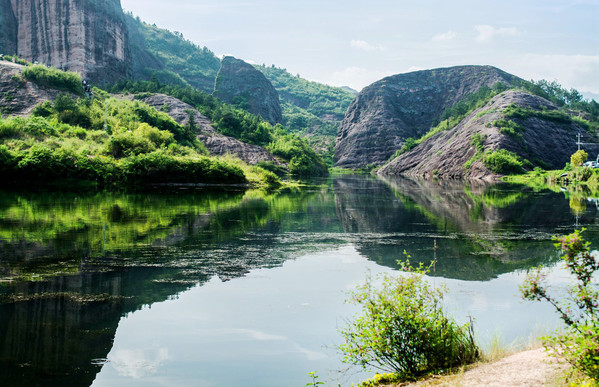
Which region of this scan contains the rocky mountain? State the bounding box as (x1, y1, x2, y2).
(378, 90, 599, 179)
(140, 93, 282, 165)
(0, 0, 131, 84)
(334, 65, 521, 169)
(214, 56, 283, 126)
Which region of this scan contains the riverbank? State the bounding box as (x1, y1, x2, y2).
(370, 348, 571, 387)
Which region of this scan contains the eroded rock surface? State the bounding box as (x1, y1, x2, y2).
(1, 0, 131, 83)
(378, 91, 599, 179)
(335, 66, 520, 169)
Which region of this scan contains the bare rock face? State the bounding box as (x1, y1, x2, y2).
(377, 90, 599, 179)
(140, 94, 282, 166)
(334, 65, 521, 169)
(0, 0, 17, 55)
(3, 0, 131, 84)
(213, 56, 283, 125)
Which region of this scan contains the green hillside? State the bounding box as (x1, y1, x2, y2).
(125, 13, 221, 93)
(255, 64, 354, 136)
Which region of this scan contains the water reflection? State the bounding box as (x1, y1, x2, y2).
(0, 175, 597, 386)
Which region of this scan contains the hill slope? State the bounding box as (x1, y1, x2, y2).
(334, 65, 521, 169)
(378, 90, 599, 179)
(255, 65, 355, 136)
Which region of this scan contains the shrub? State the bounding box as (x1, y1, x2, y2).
(571, 150, 588, 167)
(22, 116, 58, 137)
(32, 101, 54, 117)
(521, 230, 599, 382)
(483, 149, 526, 174)
(22, 65, 84, 95)
(494, 119, 524, 138)
(338, 261, 480, 379)
(107, 131, 156, 158)
(120, 151, 246, 185)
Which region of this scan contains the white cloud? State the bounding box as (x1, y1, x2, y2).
(330, 67, 395, 91)
(432, 30, 457, 42)
(475, 25, 519, 42)
(109, 347, 170, 379)
(350, 40, 386, 52)
(501, 54, 599, 94)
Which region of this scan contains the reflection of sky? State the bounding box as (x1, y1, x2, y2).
(92, 245, 566, 387)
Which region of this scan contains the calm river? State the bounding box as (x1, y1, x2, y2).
(0, 175, 595, 386)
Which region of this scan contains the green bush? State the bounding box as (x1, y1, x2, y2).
(120, 151, 247, 185)
(571, 150, 588, 167)
(32, 101, 55, 117)
(521, 230, 599, 382)
(108, 132, 157, 158)
(22, 65, 84, 96)
(338, 261, 480, 379)
(494, 119, 524, 138)
(483, 149, 526, 174)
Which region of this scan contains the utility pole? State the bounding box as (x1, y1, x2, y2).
(104, 101, 108, 133)
(577, 132, 583, 151)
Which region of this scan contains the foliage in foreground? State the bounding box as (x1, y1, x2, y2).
(521, 230, 599, 382)
(338, 261, 480, 379)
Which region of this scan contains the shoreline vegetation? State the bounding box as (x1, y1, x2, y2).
(0, 61, 327, 192)
(344, 229, 598, 387)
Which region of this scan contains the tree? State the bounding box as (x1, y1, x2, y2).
(521, 230, 599, 382)
(571, 150, 588, 167)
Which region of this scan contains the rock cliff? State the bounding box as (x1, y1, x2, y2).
(214, 56, 283, 126)
(377, 90, 599, 179)
(0, 0, 131, 84)
(334, 65, 520, 168)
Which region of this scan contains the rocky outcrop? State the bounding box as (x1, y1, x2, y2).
(2, 0, 131, 84)
(334, 65, 521, 168)
(378, 91, 599, 179)
(214, 56, 282, 125)
(0, 61, 60, 116)
(140, 94, 282, 165)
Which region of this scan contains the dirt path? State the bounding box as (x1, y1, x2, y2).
(402, 348, 566, 386)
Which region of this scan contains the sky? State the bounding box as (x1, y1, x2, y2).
(120, 0, 599, 97)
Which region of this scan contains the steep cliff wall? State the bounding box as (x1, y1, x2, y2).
(334, 66, 521, 168)
(6, 0, 131, 83)
(214, 56, 283, 125)
(0, 0, 17, 55)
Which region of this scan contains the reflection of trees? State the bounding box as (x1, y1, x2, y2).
(333, 175, 575, 281)
(0, 187, 341, 387)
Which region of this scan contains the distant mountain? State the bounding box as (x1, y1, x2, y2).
(334, 65, 522, 169)
(340, 86, 358, 95)
(255, 65, 355, 137)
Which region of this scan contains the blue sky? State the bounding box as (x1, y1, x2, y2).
(121, 0, 599, 96)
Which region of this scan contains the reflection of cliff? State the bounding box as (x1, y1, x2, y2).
(333, 175, 570, 280)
